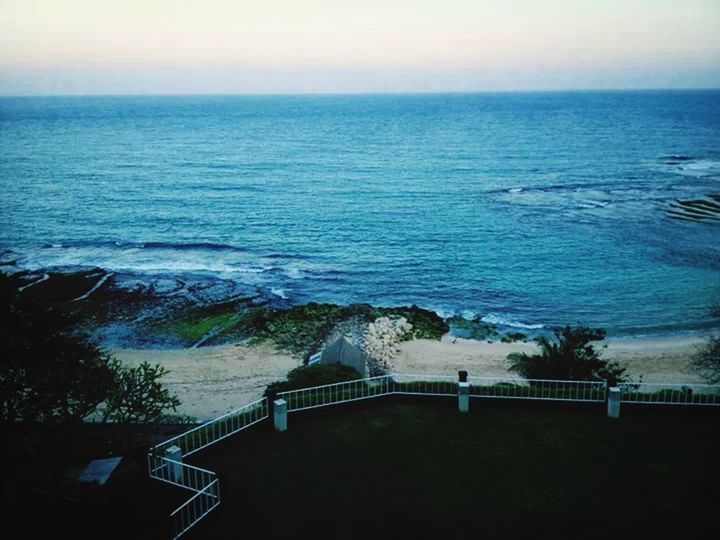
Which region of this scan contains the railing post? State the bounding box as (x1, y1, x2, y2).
(458, 382, 470, 413)
(607, 387, 621, 418)
(165, 445, 183, 483)
(274, 399, 288, 432)
(458, 370, 470, 413)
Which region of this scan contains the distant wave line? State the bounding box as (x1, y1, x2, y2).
(42, 240, 249, 253)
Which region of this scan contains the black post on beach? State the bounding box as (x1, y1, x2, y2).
(267, 389, 278, 418)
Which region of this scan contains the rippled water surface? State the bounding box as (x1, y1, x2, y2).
(1, 92, 719, 335)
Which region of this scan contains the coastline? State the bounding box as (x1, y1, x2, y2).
(3, 265, 714, 420)
(2, 265, 718, 350)
(113, 333, 706, 421)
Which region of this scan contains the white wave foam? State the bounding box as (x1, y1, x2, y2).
(684, 159, 720, 171)
(271, 288, 288, 299)
(15, 249, 274, 280)
(433, 309, 477, 321)
(284, 266, 305, 279)
(580, 200, 608, 208)
(431, 308, 453, 320)
(671, 159, 720, 177)
(481, 313, 544, 330)
(18, 273, 50, 292)
(507, 188, 523, 193)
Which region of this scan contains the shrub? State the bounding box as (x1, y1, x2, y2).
(101, 361, 181, 423)
(372, 305, 448, 340)
(501, 332, 527, 343)
(692, 335, 720, 383)
(239, 303, 448, 359)
(264, 364, 362, 398)
(690, 303, 720, 383)
(508, 325, 629, 385)
(0, 273, 180, 424)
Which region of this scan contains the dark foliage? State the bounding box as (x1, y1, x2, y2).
(236, 302, 448, 359)
(0, 273, 180, 424)
(690, 304, 720, 383)
(102, 361, 181, 423)
(501, 331, 527, 343)
(1, 273, 186, 537)
(692, 336, 720, 383)
(508, 325, 629, 385)
(264, 363, 362, 398)
(1, 274, 116, 423)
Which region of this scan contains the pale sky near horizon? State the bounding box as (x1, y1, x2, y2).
(1, 0, 719, 95)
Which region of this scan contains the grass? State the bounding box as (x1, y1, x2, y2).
(166, 312, 238, 343)
(1, 422, 190, 540)
(184, 399, 720, 539)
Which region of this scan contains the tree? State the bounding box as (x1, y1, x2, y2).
(0, 273, 180, 424)
(508, 325, 629, 385)
(264, 364, 361, 399)
(691, 304, 720, 383)
(692, 336, 720, 383)
(102, 361, 180, 423)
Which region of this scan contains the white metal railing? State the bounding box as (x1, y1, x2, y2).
(468, 376, 607, 402)
(277, 375, 393, 412)
(148, 398, 267, 539)
(275, 372, 609, 410)
(149, 459, 220, 540)
(148, 455, 217, 492)
(390, 373, 458, 396)
(153, 398, 268, 457)
(171, 479, 221, 539)
(618, 382, 720, 406)
(149, 370, 720, 538)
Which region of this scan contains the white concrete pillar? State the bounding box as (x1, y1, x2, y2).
(164, 445, 183, 483)
(607, 387, 621, 419)
(274, 399, 288, 432)
(458, 382, 470, 413)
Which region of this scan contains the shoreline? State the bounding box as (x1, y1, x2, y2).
(113, 333, 707, 421)
(2, 266, 717, 349)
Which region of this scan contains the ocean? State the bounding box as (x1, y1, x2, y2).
(1, 91, 719, 337)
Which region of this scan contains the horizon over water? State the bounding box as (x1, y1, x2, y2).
(1, 91, 719, 337)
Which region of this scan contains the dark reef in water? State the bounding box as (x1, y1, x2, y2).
(1, 267, 452, 354)
(2, 267, 270, 348)
(667, 195, 720, 224)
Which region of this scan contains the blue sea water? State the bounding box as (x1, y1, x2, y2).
(1, 91, 719, 336)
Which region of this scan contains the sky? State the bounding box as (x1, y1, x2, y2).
(0, 0, 719, 94)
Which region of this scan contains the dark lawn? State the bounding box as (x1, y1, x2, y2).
(1, 422, 190, 540)
(186, 398, 719, 540)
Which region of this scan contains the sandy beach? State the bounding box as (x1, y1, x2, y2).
(395, 334, 705, 382)
(113, 334, 706, 421)
(113, 341, 302, 421)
